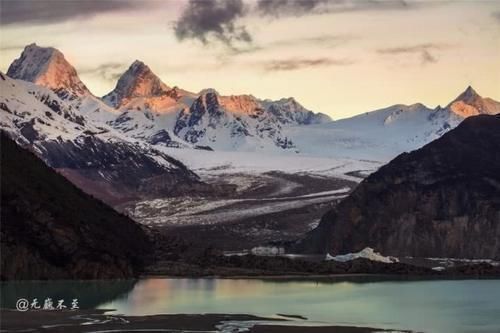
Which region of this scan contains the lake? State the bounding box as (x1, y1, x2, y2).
(1, 277, 499, 333)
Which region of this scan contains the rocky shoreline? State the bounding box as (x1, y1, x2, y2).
(143, 251, 500, 278)
(0, 309, 410, 333)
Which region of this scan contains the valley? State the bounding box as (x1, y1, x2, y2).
(1, 43, 500, 277)
(118, 149, 379, 250)
(122, 171, 355, 250)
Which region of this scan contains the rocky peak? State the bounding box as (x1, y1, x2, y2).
(102, 60, 171, 108)
(262, 97, 331, 125)
(194, 90, 222, 115)
(453, 85, 480, 104)
(7, 43, 90, 97)
(446, 86, 500, 117)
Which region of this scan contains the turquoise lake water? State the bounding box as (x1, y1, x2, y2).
(2, 277, 499, 332)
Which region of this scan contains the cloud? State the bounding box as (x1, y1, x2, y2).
(256, 0, 412, 17)
(79, 62, 126, 82)
(173, 0, 423, 47)
(174, 0, 251, 46)
(270, 34, 354, 48)
(173, 0, 433, 47)
(493, 11, 500, 23)
(262, 57, 354, 71)
(377, 43, 450, 65)
(420, 49, 437, 64)
(257, 0, 329, 16)
(0, 0, 143, 26)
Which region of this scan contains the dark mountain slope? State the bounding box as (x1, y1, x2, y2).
(0, 133, 152, 280)
(299, 114, 500, 259)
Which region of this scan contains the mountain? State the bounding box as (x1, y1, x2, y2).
(261, 97, 331, 125)
(102, 60, 195, 109)
(445, 85, 500, 117)
(0, 71, 202, 205)
(298, 114, 500, 259)
(102, 61, 331, 151)
(7, 43, 90, 98)
(3, 43, 498, 163)
(174, 90, 297, 150)
(1, 132, 152, 280)
(286, 87, 500, 161)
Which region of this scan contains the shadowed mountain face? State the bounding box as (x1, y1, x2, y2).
(0, 133, 153, 280)
(300, 114, 500, 259)
(0, 71, 203, 205)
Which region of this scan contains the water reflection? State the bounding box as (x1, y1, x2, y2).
(97, 277, 500, 333)
(1, 277, 500, 333)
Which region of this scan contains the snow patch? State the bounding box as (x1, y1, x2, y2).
(326, 247, 399, 264)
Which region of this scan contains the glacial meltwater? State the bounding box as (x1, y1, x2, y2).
(2, 277, 499, 333)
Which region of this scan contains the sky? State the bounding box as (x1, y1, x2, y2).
(0, 0, 499, 119)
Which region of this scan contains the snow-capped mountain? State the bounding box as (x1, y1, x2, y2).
(2, 43, 499, 172)
(100, 59, 331, 151)
(7, 43, 90, 98)
(102, 60, 195, 109)
(261, 97, 331, 125)
(0, 71, 200, 205)
(173, 90, 298, 150)
(6, 43, 122, 126)
(285, 87, 500, 161)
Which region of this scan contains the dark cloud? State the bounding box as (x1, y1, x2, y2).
(174, 0, 251, 46)
(80, 62, 126, 81)
(377, 43, 449, 65)
(493, 11, 500, 23)
(420, 49, 437, 64)
(270, 34, 354, 48)
(174, 0, 417, 46)
(0, 0, 142, 26)
(257, 0, 329, 16)
(262, 57, 354, 71)
(257, 0, 411, 17)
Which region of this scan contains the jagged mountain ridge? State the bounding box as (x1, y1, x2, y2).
(173, 91, 304, 150)
(285, 88, 500, 160)
(102, 61, 330, 151)
(3, 43, 500, 159)
(297, 114, 500, 259)
(0, 72, 201, 205)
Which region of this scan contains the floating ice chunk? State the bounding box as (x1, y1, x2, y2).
(432, 266, 446, 271)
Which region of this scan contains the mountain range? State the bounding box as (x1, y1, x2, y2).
(1, 43, 500, 203)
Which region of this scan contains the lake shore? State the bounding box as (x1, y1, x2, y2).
(0, 309, 409, 333)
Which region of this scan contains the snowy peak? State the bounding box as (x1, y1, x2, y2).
(219, 94, 264, 116)
(102, 60, 172, 108)
(262, 97, 331, 125)
(453, 85, 480, 104)
(447, 86, 500, 117)
(7, 43, 90, 97)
